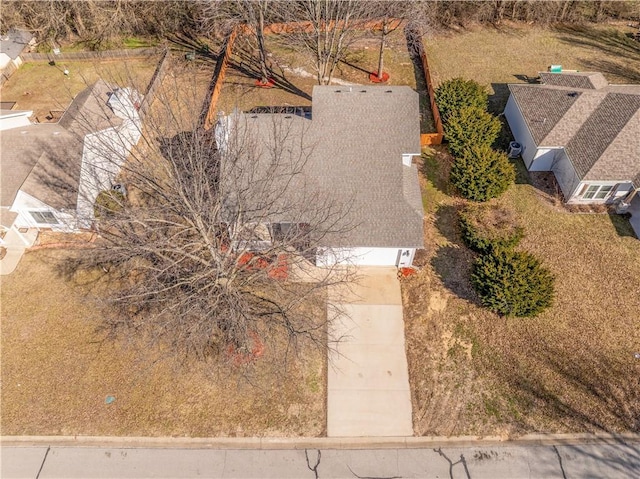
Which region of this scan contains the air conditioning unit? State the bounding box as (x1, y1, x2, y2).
(111, 183, 127, 196)
(508, 141, 522, 158)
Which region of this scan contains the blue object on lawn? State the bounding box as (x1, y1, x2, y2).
(105, 395, 116, 404)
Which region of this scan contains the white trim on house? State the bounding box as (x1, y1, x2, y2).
(569, 181, 634, 204)
(317, 247, 416, 267)
(505, 92, 637, 206)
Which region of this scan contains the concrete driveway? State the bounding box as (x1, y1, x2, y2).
(327, 267, 413, 437)
(0, 227, 37, 275)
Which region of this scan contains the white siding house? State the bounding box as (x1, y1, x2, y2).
(0, 81, 142, 244)
(504, 72, 640, 206)
(217, 86, 425, 267)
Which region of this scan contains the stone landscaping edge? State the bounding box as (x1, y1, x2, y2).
(2, 433, 638, 449)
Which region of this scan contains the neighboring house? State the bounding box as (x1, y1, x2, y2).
(0, 29, 34, 80)
(0, 80, 142, 245)
(504, 71, 640, 205)
(216, 85, 424, 267)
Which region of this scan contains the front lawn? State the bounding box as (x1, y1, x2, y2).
(0, 250, 325, 437)
(403, 148, 640, 436)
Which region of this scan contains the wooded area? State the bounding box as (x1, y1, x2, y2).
(2, 1, 638, 49)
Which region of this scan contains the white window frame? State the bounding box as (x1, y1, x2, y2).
(582, 184, 613, 200)
(29, 210, 59, 225)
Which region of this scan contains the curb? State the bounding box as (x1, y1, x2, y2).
(2, 433, 639, 449)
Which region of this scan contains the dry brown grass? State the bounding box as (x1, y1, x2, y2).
(0, 59, 158, 121)
(216, 29, 434, 131)
(424, 22, 640, 112)
(404, 148, 640, 436)
(0, 250, 325, 437)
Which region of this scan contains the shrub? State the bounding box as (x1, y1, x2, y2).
(450, 144, 515, 202)
(471, 248, 555, 317)
(94, 189, 125, 219)
(435, 78, 489, 122)
(459, 203, 524, 254)
(444, 106, 502, 157)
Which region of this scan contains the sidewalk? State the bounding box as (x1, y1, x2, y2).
(327, 267, 413, 437)
(0, 227, 37, 275)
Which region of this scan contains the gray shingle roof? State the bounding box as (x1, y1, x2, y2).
(58, 80, 123, 134)
(0, 29, 33, 60)
(539, 71, 609, 90)
(508, 81, 640, 185)
(508, 84, 580, 144)
(223, 85, 424, 249)
(1, 81, 121, 214)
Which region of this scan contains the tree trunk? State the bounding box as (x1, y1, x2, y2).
(377, 23, 387, 79)
(256, 3, 269, 84)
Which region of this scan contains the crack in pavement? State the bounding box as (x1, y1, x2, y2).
(434, 448, 471, 479)
(553, 446, 568, 479)
(347, 465, 402, 479)
(305, 449, 321, 479)
(35, 446, 51, 479)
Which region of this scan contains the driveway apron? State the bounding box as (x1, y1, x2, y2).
(327, 267, 413, 437)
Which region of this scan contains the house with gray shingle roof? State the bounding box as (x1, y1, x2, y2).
(0, 80, 142, 246)
(215, 85, 424, 267)
(504, 71, 640, 205)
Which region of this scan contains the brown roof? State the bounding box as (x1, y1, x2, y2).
(566, 93, 640, 180)
(58, 79, 123, 134)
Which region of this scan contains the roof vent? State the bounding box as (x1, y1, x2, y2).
(568, 91, 578, 97)
(385, 90, 392, 93)
(250, 115, 258, 119)
(284, 115, 292, 119)
(335, 90, 341, 93)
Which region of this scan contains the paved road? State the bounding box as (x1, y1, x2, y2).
(3, 442, 639, 478)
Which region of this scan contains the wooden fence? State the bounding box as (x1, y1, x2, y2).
(406, 29, 444, 146)
(138, 48, 170, 120)
(203, 26, 239, 130)
(0, 60, 19, 87)
(21, 47, 160, 62)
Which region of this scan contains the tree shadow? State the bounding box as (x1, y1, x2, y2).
(512, 74, 540, 84)
(488, 82, 510, 115)
(404, 25, 435, 134)
(430, 204, 478, 303)
(553, 24, 640, 65)
(166, 32, 219, 65)
(339, 58, 373, 76)
(491, 339, 640, 436)
(420, 146, 453, 195)
(578, 58, 640, 84)
(609, 213, 638, 239)
(228, 43, 312, 102)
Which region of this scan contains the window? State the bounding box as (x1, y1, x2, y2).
(582, 185, 613, 200)
(30, 211, 58, 224)
(595, 185, 613, 199)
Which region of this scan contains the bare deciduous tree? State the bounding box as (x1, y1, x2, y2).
(66, 64, 354, 363)
(277, 0, 375, 85)
(201, 0, 275, 84)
